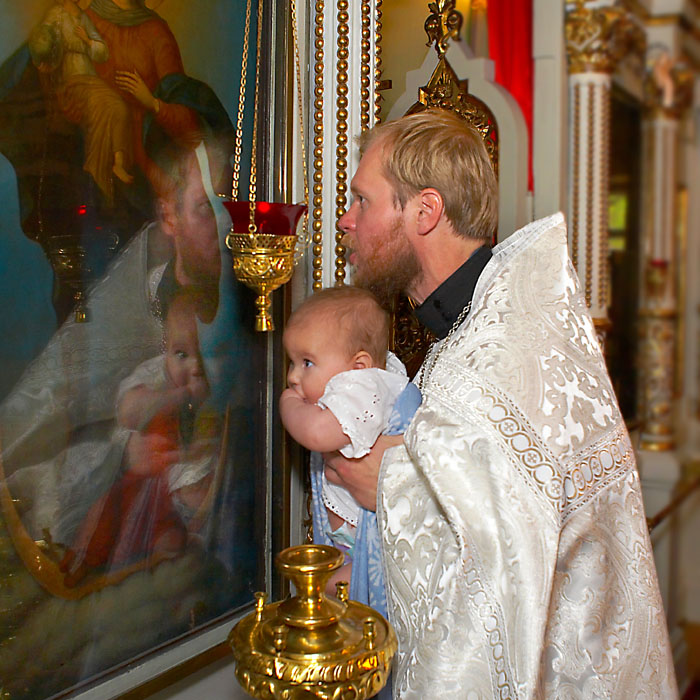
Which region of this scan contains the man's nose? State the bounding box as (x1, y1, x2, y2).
(338, 205, 355, 234)
(191, 356, 205, 376)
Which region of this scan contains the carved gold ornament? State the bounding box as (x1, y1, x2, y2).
(408, 57, 498, 173)
(424, 0, 463, 59)
(334, 1, 349, 285)
(312, 0, 325, 290)
(229, 545, 397, 699)
(638, 310, 676, 451)
(565, 0, 645, 74)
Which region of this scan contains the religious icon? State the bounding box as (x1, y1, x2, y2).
(0, 2, 272, 697)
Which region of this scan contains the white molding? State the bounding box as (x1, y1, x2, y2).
(533, 0, 568, 221)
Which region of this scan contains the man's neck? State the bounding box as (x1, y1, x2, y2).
(409, 233, 485, 305)
(415, 244, 493, 339)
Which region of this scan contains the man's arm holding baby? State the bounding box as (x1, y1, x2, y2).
(279, 388, 351, 452)
(323, 434, 403, 511)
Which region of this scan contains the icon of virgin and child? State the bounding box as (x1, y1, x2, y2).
(0, 2, 263, 696)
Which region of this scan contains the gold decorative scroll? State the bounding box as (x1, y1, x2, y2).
(570, 83, 581, 271)
(675, 188, 687, 399)
(390, 295, 436, 380)
(424, 0, 463, 59)
(565, 0, 645, 74)
(638, 259, 676, 450)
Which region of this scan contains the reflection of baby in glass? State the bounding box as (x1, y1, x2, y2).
(60, 290, 216, 586)
(280, 287, 421, 608)
(29, 0, 133, 198)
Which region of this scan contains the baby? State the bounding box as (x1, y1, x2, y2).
(280, 286, 421, 612)
(61, 289, 217, 585)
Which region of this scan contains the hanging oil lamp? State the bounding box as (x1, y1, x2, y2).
(229, 545, 397, 699)
(224, 0, 308, 332)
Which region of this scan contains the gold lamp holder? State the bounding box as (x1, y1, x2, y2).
(229, 545, 397, 698)
(225, 225, 301, 332)
(225, 0, 309, 332)
(227, 233, 297, 333)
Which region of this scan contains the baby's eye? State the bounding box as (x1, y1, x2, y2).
(303, 358, 314, 368)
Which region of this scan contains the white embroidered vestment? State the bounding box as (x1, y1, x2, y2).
(378, 214, 677, 699)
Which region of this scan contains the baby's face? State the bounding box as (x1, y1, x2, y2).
(283, 319, 355, 404)
(164, 312, 206, 390)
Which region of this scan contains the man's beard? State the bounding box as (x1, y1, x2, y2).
(352, 216, 422, 309)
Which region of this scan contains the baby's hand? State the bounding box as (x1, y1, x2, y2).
(280, 387, 305, 405)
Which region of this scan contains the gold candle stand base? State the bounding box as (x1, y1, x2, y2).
(229, 544, 397, 699)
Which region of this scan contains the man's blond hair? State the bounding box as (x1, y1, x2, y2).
(359, 109, 498, 241)
(287, 287, 389, 368)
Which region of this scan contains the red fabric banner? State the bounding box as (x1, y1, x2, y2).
(487, 0, 534, 191)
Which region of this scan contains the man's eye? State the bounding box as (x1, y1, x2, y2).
(175, 350, 187, 359)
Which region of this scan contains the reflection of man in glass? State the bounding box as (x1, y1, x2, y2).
(0, 141, 247, 579)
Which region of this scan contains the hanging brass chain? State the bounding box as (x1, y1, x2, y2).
(290, 0, 310, 246)
(247, 0, 264, 236)
(232, 0, 253, 201)
(232, 0, 309, 242)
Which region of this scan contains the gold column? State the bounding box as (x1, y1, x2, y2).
(565, 1, 644, 340)
(637, 54, 693, 450)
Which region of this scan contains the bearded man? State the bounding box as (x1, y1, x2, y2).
(329, 109, 677, 699)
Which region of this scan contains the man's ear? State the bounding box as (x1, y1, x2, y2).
(158, 198, 178, 238)
(415, 188, 444, 235)
(351, 350, 373, 370)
